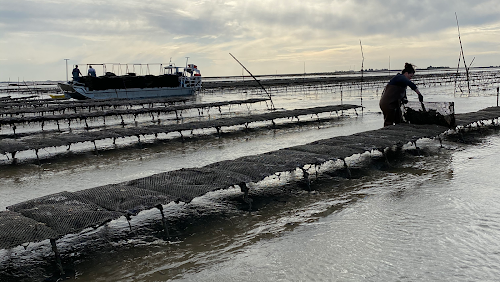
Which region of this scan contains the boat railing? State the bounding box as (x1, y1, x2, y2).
(181, 75, 202, 90)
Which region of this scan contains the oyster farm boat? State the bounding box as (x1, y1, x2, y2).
(58, 63, 201, 100)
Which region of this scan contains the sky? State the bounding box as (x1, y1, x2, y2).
(1, 0, 500, 81)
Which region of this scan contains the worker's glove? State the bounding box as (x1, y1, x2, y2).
(418, 94, 424, 103)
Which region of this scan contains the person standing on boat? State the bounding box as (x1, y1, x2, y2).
(379, 63, 424, 127)
(88, 65, 97, 77)
(72, 65, 82, 82)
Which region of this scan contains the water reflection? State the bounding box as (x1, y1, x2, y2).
(1, 78, 500, 281)
(163, 135, 500, 282)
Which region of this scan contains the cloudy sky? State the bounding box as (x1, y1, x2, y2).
(1, 0, 499, 81)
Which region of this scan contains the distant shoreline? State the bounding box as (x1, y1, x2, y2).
(1, 66, 499, 88)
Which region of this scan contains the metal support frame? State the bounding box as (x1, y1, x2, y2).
(50, 238, 65, 276)
(156, 204, 170, 237)
(239, 182, 253, 211)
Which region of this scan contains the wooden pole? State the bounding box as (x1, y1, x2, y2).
(229, 53, 275, 110)
(454, 50, 462, 97)
(455, 12, 471, 95)
(359, 40, 364, 110)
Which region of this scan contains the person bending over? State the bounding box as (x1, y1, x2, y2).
(379, 63, 423, 127)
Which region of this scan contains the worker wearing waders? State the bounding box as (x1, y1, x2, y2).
(72, 65, 82, 82)
(379, 63, 424, 127)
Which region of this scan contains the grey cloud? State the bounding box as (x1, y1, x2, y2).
(231, 0, 499, 38)
(2, 0, 499, 43)
(1, 0, 500, 80)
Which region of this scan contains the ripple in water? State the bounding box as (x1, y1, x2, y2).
(168, 134, 500, 282)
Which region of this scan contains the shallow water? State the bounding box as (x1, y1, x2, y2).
(0, 77, 497, 210)
(1, 72, 500, 281)
(61, 133, 500, 282)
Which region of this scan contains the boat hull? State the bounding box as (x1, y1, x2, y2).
(57, 82, 76, 93)
(54, 83, 75, 99)
(71, 85, 195, 100)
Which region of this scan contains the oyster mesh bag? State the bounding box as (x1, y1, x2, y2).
(403, 101, 455, 127)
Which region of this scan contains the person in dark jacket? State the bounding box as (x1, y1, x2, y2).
(72, 65, 82, 82)
(379, 63, 424, 126)
(88, 65, 97, 77)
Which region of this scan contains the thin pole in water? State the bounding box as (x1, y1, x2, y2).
(455, 12, 471, 96)
(389, 56, 390, 76)
(229, 53, 275, 110)
(359, 40, 364, 110)
(497, 87, 499, 107)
